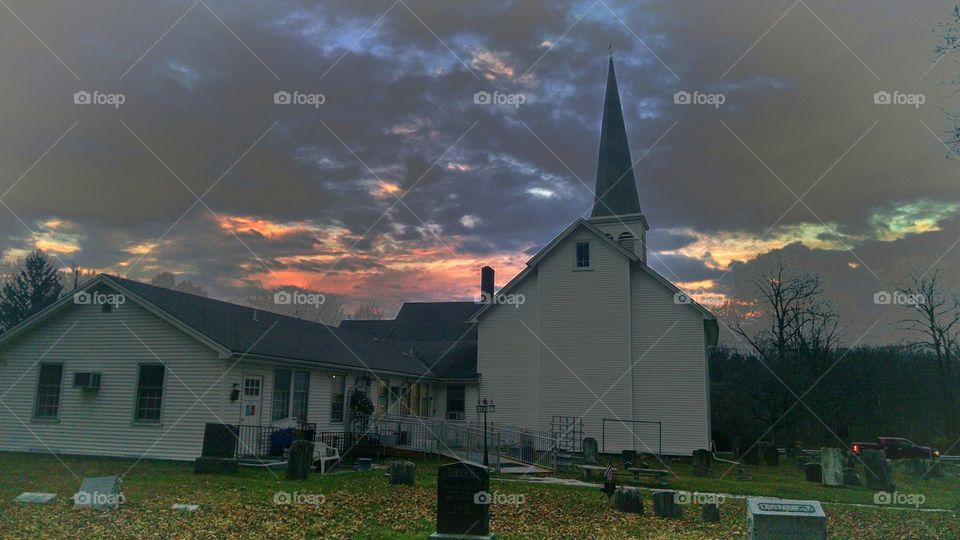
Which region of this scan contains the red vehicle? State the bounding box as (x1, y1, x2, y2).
(851, 437, 939, 460)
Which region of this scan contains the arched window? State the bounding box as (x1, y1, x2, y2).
(618, 232, 635, 255)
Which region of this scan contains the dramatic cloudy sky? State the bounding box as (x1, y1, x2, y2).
(1, 0, 959, 337)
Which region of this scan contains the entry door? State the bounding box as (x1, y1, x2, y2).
(240, 375, 263, 425)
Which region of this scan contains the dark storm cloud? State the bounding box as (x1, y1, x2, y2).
(1, 0, 959, 332)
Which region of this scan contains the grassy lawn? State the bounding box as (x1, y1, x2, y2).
(0, 452, 957, 539)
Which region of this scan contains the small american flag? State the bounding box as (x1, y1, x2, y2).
(603, 462, 613, 482)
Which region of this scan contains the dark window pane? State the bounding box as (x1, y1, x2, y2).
(135, 364, 164, 421)
(272, 369, 291, 421)
(330, 374, 345, 422)
(35, 364, 63, 418)
(446, 385, 465, 420)
(576, 241, 590, 268)
(292, 371, 309, 423)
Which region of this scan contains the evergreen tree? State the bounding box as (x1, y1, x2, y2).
(0, 251, 64, 332)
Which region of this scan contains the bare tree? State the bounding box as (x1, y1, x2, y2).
(246, 285, 344, 326)
(350, 302, 385, 321)
(721, 253, 844, 446)
(150, 271, 209, 297)
(896, 265, 960, 437)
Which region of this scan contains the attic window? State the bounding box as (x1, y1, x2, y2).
(618, 232, 635, 255)
(576, 241, 590, 268)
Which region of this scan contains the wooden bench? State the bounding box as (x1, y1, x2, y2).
(628, 467, 670, 486)
(578, 464, 614, 480)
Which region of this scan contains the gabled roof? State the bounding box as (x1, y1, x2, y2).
(340, 301, 479, 378)
(0, 274, 478, 379)
(468, 218, 716, 324)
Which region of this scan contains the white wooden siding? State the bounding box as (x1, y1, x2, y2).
(476, 276, 540, 429)
(631, 267, 710, 455)
(536, 229, 634, 450)
(0, 298, 226, 461)
(477, 225, 711, 455)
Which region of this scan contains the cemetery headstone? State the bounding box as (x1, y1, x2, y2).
(763, 445, 779, 467)
(74, 476, 124, 511)
(861, 450, 894, 491)
(747, 497, 826, 540)
(820, 448, 843, 487)
(15, 492, 56, 504)
(736, 467, 753, 481)
(652, 491, 683, 518)
(286, 439, 314, 480)
(171, 504, 200, 512)
(389, 461, 416, 486)
(622, 450, 637, 468)
(583, 437, 599, 465)
(804, 463, 822, 483)
(842, 467, 860, 486)
(430, 462, 492, 540)
(611, 487, 643, 514)
(357, 457, 373, 472)
(741, 445, 760, 465)
(201, 423, 238, 458)
(692, 449, 713, 477)
(702, 502, 721, 523)
(195, 422, 240, 474)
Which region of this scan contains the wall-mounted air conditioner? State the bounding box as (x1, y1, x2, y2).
(73, 372, 102, 391)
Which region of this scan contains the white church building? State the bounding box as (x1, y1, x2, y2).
(0, 57, 716, 463)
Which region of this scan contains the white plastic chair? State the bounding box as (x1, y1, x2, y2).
(314, 442, 340, 474)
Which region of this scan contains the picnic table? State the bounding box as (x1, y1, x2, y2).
(577, 464, 614, 480)
(628, 467, 670, 486)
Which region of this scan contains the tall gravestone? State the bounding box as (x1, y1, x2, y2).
(621, 450, 638, 468)
(820, 448, 843, 487)
(804, 463, 822, 483)
(861, 450, 894, 491)
(195, 422, 240, 474)
(611, 487, 643, 514)
(652, 491, 683, 518)
(747, 497, 826, 539)
(583, 437, 599, 465)
(430, 462, 493, 540)
(286, 439, 314, 480)
(692, 449, 713, 477)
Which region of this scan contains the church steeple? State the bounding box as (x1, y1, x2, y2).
(592, 55, 642, 218)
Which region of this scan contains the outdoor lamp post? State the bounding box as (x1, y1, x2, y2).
(476, 398, 495, 467)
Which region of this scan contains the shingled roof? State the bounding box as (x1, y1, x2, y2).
(0, 274, 480, 379)
(340, 301, 479, 378)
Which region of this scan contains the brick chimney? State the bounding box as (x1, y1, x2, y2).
(481, 266, 495, 302)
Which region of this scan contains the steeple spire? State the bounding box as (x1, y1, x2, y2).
(592, 55, 642, 217)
